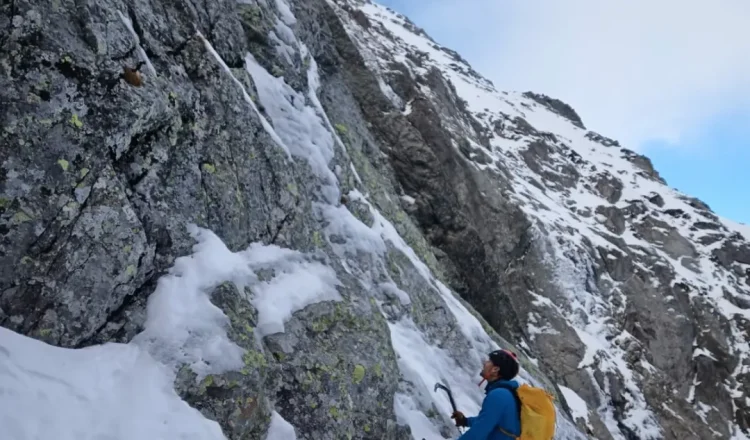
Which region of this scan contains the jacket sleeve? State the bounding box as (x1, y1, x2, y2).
(457, 390, 505, 440)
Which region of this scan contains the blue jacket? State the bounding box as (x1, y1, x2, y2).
(458, 379, 521, 440)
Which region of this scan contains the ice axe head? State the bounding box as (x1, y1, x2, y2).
(434, 382, 458, 413)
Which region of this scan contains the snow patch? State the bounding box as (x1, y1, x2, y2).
(0, 327, 226, 440)
(134, 225, 341, 372)
(265, 411, 298, 440)
(559, 384, 590, 424)
(274, 0, 297, 26)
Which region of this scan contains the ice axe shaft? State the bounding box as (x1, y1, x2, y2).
(434, 382, 457, 413)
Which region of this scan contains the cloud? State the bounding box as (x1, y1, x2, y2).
(381, 0, 750, 150)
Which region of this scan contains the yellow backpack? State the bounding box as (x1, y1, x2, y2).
(497, 383, 557, 440)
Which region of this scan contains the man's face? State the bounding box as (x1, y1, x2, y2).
(481, 358, 498, 380)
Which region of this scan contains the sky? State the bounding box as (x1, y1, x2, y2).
(377, 0, 750, 225)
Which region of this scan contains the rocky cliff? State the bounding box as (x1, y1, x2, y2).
(1, 0, 749, 439)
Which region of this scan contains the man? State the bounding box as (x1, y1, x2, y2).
(451, 349, 522, 440)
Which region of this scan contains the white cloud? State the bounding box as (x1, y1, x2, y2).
(385, 0, 750, 150)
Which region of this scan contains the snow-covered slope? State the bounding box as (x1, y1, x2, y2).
(1, 0, 748, 439)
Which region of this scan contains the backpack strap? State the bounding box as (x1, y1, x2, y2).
(493, 383, 522, 438)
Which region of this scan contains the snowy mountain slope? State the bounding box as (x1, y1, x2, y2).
(1, 0, 748, 439)
(329, 0, 750, 439)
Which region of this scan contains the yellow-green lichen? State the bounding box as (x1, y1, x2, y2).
(57, 159, 69, 171)
(123, 245, 132, 253)
(61, 55, 72, 64)
(373, 363, 382, 378)
(239, 5, 262, 26)
(286, 183, 298, 196)
(79, 167, 90, 178)
(13, 211, 33, 223)
(126, 265, 137, 276)
(0, 197, 9, 208)
(364, 424, 371, 433)
(352, 364, 365, 384)
(329, 406, 339, 419)
(39, 328, 52, 337)
(334, 123, 348, 135)
(312, 231, 324, 247)
(234, 187, 244, 206)
(201, 163, 216, 174)
(241, 350, 267, 375)
(311, 316, 333, 333)
(69, 114, 83, 129)
(198, 375, 214, 394)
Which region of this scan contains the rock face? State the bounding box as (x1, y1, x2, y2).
(2, 0, 749, 440)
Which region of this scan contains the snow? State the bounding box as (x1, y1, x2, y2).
(132, 225, 247, 377)
(558, 385, 590, 424)
(379, 281, 412, 305)
(245, 53, 339, 203)
(242, 245, 342, 337)
(0, 224, 341, 440)
(265, 411, 297, 440)
(0, 327, 227, 440)
(134, 225, 340, 371)
(274, 0, 296, 26)
(245, 39, 348, 205)
(388, 318, 484, 440)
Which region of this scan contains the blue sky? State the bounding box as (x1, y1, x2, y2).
(378, 0, 750, 225)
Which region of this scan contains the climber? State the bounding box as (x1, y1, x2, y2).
(451, 349, 521, 440)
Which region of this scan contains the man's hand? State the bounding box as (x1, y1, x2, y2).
(451, 411, 468, 427)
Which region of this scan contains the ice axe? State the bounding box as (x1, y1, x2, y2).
(434, 382, 464, 434)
